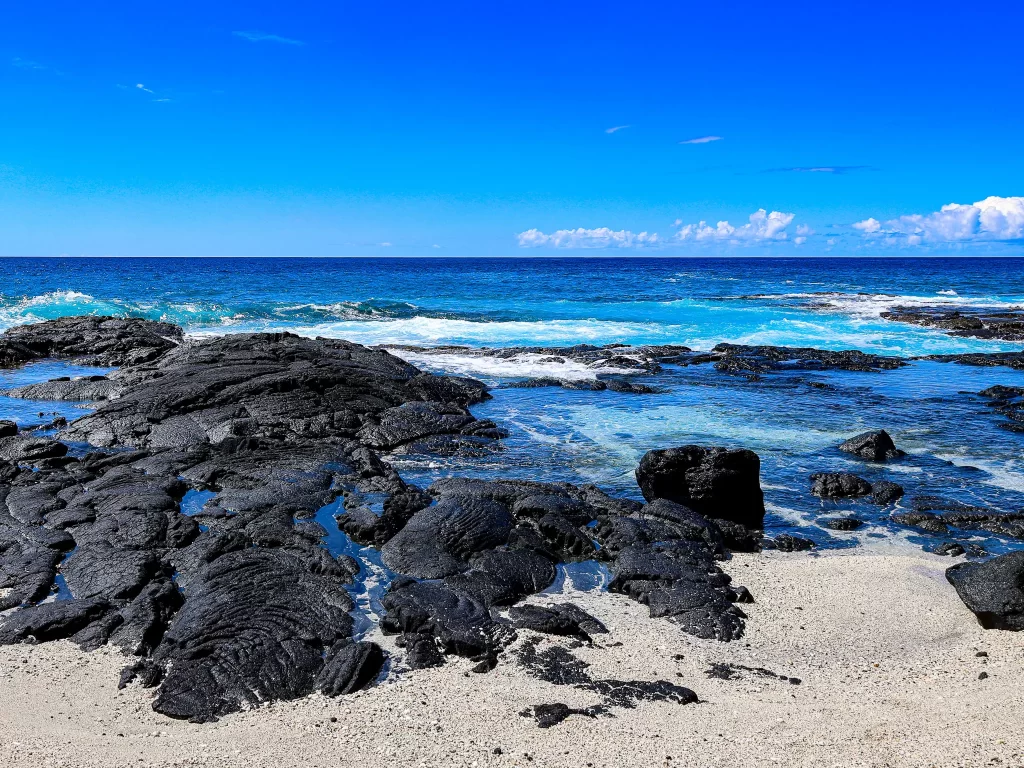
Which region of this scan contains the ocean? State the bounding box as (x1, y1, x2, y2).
(3, 256, 1024, 561)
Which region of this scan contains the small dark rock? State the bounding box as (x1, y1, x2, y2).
(838, 429, 905, 461)
(870, 480, 905, 505)
(810, 472, 872, 499)
(763, 534, 815, 552)
(821, 517, 865, 531)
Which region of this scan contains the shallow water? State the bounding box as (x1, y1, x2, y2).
(2, 257, 1023, 561)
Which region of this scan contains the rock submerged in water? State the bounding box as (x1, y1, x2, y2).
(946, 551, 1024, 631)
(821, 517, 866, 531)
(839, 429, 905, 461)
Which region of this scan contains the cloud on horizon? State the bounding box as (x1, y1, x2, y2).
(233, 30, 305, 45)
(674, 209, 796, 242)
(517, 227, 660, 249)
(518, 208, 800, 249)
(853, 196, 1024, 244)
(679, 135, 722, 145)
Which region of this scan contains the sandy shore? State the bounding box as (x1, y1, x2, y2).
(1, 550, 1021, 768)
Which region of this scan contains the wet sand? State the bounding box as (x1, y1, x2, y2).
(1, 550, 1021, 768)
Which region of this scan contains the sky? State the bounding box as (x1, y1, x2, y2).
(1, 0, 1023, 257)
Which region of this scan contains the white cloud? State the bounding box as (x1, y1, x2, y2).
(854, 196, 1024, 243)
(517, 227, 660, 249)
(852, 217, 881, 233)
(796, 224, 814, 236)
(605, 125, 630, 134)
(233, 30, 305, 45)
(674, 209, 796, 242)
(136, 83, 153, 93)
(679, 136, 722, 145)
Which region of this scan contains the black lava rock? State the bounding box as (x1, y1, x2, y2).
(871, 480, 905, 505)
(810, 472, 872, 498)
(635, 445, 765, 530)
(821, 517, 865, 531)
(763, 534, 815, 552)
(838, 429, 905, 461)
(946, 551, 1024, 630)
(507, 603, 608, 642)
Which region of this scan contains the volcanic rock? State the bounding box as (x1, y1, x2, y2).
(810, 472, 872, 499)
(635, 446, 765, 530)
(946, 551, 1024, 630)
(839, 429, 905, 461)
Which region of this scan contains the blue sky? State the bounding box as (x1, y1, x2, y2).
(2, 1, 1022, 256)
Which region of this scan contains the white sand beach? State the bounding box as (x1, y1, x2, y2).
(2, 550, 1021, 768)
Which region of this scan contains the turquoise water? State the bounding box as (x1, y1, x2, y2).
(2, 257, 1024, 555)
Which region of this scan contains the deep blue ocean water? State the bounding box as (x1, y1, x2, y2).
(3, 257, 1024, 558)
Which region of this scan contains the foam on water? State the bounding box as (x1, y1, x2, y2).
(386, 349, 645, 381)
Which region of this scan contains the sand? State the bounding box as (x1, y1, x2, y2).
(1, 550, 1022, 768)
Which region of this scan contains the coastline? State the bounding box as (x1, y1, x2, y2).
(3, 549, 1021, 768)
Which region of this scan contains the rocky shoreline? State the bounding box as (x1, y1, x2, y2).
(1, 316, 1023, 730)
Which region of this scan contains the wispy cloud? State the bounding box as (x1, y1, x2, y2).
(853, 196, 1024, 245)
(679, 135, 722, 145)
(11, 57, 62, 75)
(765, 165, 869, 174)
(233, 30, 305, 45)
(605, 125, 631, 134)
(11, 57, 47, 70)
(517, 228, 660, 249)
(136, 83, 154, 93)
(152, 98, 172, 103)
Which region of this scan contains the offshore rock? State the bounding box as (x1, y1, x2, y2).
(871, 480, 905, 505)
(881, 306, 1024, 341)
(978, 385, 1024, 432)
(708, 343, 906, 375)
(822, 517, 866, 531)
(839, 429, 905, 461)
(810, 472, 872, 499)
(925, 351, 1024, 370)
(946, 551, 1024, 631)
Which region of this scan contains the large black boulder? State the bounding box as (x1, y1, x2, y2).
(946, 551, 1024, 630)
(635, 446, 765, 530)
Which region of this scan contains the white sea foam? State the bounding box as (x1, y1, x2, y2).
(386, 350, 643, 381)
(189, 316, 678, 348)
(742, 290, 1024, 320)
